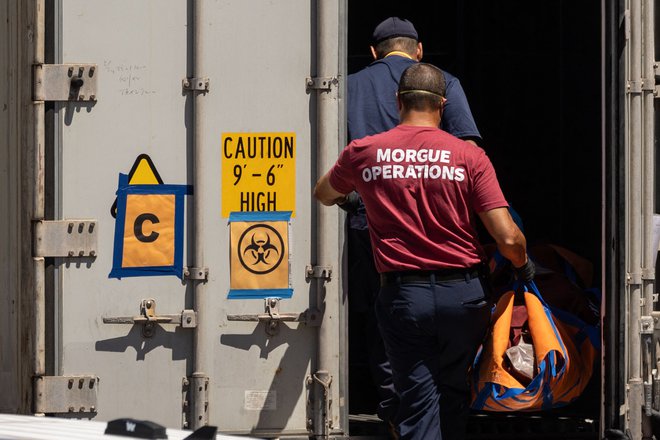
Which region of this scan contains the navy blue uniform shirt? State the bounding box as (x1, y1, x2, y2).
(346, 54, 481, 229)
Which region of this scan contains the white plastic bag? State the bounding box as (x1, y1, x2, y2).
(505, 338, 535, 380)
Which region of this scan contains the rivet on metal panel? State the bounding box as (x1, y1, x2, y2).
(90, 94, 96, 101)
(90, 406, 96, 412)
(78, 223, 84, 233)
(79, 94, 85, 100)
(78, 251, 84, 257)
(68, 251, 74, 257)
(88, 223, 95, 233)
(67, 66, 73, 77)
(89, 66, 95, 77)
(68, 222, 74, 232)
(89, 250, 96, 257)
(78, 66, 84, 77)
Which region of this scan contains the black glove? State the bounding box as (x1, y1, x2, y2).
(513, 259, 535, 282)
(337, 191, 361, 215)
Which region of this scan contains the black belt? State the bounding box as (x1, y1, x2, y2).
(380, 266, 483, 286)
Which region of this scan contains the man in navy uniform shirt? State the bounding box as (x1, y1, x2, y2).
(343, 17, 483, 433)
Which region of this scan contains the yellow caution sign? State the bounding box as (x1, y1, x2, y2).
(221, 132, 296, 218)
(228, 211, 292, 299)
(110, 154, 164, 218)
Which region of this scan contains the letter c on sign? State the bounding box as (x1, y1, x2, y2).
(134, 213, 160, 243)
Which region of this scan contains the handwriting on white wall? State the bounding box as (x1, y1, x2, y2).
(103, 60, 156, 97)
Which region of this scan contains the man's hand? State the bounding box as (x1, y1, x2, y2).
(514, 259, 535, 282)
(337, 192, 361, 214)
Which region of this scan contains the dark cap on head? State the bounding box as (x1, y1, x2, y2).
(372, 17, 418, 44)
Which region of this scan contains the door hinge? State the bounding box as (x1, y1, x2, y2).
(33, 64, 98, 102)
(102, 299, 197, 338)
(182, 377, 191, 429)
(34, 375, 99, 415)
(34, 220, 98, 258)
(190, 373, 209, 429)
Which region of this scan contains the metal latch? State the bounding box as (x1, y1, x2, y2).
(103, 299, 197, 338)
(34, 220, 98, 258)
(227, 298, 317, 336)
(34, 64, 98, 101)
(306, 76, 338, 92)
(34, 375, 99, 414)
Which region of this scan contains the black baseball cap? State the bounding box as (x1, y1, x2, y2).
(372, 17, 418, 44)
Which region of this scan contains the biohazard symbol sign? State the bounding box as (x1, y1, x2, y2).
(228, 211, 292, 299)
(238, 224, 285, 275)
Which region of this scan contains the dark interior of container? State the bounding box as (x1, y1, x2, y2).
(347, 2, 601, 438)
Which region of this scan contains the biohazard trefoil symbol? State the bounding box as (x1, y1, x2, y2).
(237, 224, 285, 275)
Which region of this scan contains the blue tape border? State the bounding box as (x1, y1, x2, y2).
(227, 288, 293, 299)
(109, 173, 192, 280)
(228, 211, 292, 223)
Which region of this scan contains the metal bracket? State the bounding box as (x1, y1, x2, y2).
(183, 266, 209, 281)
(642, 78, 656, 92)
(190, 373, 209, 429)
(306, 265, 332, 282)
(642, 268, 656, 280)
(627, 272, 643, 286)
(34, 220, 98, 258)
(640, 316, 655, 335)
(102, 299, 197, 338)
(627, 80, 643, 94)
(182, 77, 210, 92)
(34, 64, 98, 102)
(226, 298, 313, 336)
(306, 76, 338, 92)
(181, 377, 191, 429)
(34, 375, 99, 414)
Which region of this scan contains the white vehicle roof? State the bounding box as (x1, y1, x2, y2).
(0, 415, 261, 440)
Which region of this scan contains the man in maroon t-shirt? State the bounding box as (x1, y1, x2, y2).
(315, 63, 533, 440)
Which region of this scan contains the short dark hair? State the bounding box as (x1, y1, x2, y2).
(398, 63, 446, 112)
(373, 36, 418, 59)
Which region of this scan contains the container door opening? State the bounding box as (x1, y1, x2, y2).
(346, 2, 603, 439)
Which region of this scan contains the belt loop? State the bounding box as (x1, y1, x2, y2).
(465, 270, 471, 283)
(430, 273, 436, 285)
(395, 273, 402, 285)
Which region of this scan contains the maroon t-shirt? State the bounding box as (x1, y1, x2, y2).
(329, 125, 508, 273)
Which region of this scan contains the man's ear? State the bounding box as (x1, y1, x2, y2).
(416, 42, 423, 61)
(370, 46, 378, 60)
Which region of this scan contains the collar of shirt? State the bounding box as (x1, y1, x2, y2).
(384, 50, 414, 60)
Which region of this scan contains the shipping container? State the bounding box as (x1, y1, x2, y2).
(0, 0, 654, 439)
